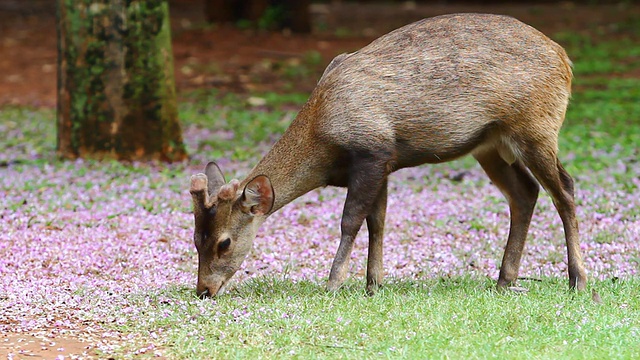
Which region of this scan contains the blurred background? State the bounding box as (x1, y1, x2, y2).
(1, 0, 639, 108)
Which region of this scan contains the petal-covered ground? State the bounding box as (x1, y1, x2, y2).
(2, 115, 640, 357)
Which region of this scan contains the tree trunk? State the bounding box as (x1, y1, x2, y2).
(57, 0, 187, 162)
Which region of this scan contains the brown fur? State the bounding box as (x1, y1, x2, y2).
(191, 13, 587, 297)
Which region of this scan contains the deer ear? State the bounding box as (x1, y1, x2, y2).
(241, 175, 274, 216)
(204, 162, 226, 196)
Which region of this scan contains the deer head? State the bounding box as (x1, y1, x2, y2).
(190, 162, 274, 297)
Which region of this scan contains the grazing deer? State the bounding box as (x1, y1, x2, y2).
(190, 13, 587, 297)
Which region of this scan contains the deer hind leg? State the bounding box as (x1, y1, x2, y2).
(327, 150, 389, 292)
(474, 148, 539, 289)
(520, 142, 587, 291)
(365, 178, 388, 296)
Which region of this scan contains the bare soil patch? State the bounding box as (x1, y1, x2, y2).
(1, 332, 97, 359)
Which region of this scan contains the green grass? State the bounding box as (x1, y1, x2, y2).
(180, 90, 307, 161)
(554, 26, 640, 177)
(562, 77, 640, 176)
(113, 277, 640, 359)
(0, 106, 56, 165)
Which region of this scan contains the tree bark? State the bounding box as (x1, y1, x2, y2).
(57, 0, 187, 162)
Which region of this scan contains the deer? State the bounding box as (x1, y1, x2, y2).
(189, 13, 588, 297)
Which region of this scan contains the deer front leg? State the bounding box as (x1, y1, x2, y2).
(365, 179, 388, 296)
(327, 152, 389, 292)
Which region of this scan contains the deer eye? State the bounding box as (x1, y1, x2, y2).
(218, 238, 231, 252)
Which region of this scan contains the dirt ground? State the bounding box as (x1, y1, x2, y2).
(0, 1, 639, 358)
(1, 1, 639, 108)
(0, 333, 95, 359)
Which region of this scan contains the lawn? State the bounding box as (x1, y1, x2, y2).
(1, 25, 640, 360)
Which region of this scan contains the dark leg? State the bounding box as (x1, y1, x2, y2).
(365, 178, 388, 296)
(523, 150, 587, 290)
(474, 149, 539, 289)
(327, 152, 389, 292)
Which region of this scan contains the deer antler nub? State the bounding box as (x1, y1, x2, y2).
(190, 173, 212, 218)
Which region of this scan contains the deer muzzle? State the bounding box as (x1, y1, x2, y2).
(197, 278, 225, 298)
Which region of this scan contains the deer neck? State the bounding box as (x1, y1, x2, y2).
(243, 108, 331, 215)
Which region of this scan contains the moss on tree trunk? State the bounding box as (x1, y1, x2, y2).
(56, 0, 187, 162)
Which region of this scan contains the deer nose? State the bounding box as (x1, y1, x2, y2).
(197, 280, 223, 298)
(198, 287, 211, 298)
(196, 282, 212, 298)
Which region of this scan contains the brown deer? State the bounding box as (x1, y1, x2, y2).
(190, 13, 587, 297)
